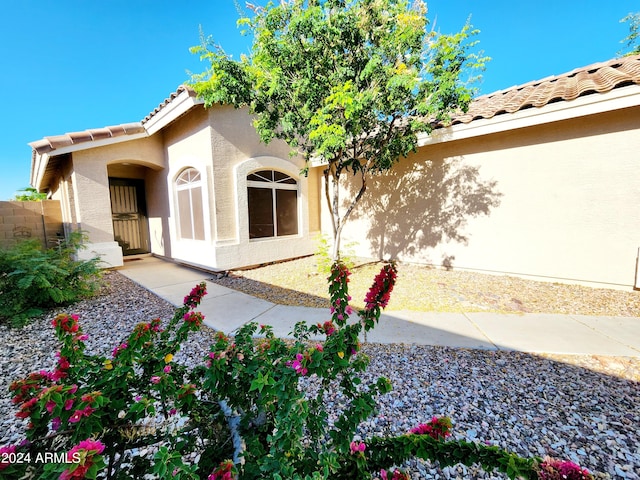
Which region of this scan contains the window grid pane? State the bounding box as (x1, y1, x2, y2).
(191, 186, 205, 240)
(178, 189, 193, 239)
(276, 189, 298, 236)
(176, 168, 205, 240)
(247, 169, 298, 239)
(248, 187, 274, 238)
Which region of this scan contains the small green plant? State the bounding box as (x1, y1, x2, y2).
(315, 233, 358, 274)
(0, 231, 102, 327)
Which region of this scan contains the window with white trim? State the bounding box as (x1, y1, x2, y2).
(247, 170, 298, 239)
(175, 168, 205, 240)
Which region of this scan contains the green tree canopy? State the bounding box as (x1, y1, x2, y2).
(620, 12, 640, 56)
(191, 0, 487, 259)
(14, 187, 47, 201)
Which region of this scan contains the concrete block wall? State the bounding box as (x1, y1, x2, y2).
(0, 200, 64, 250)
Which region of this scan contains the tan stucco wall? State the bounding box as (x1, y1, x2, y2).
(0, 200, 63, 249)
(160, 104, 317, 270)
(66, 136, 165, 266)
(326, 107, 640, 288)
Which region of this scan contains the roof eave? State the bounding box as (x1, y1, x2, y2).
(142, 86, 204, 135)
(418, 84, 640, 146)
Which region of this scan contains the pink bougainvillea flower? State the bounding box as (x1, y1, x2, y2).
(51, 417, 61, 431)
(68, 410, 84, 423)
(409, 416, 452, 440)
(112, 343, 128, 358)
(380, 468, 410, 480)
(45, 400, 56, 414)
(537, 457, 594, 480)
(363, 263, 397, 311)
(287, 353, 308, 376)
(15, 398, 37, 419)
(349, 441, 366, 454)
(164, 365, 171, 374)
(317, 320, 336, 336)
(150, 376, 162, 384)
(207, 460, 236, 480)
(60, 439, 105, 480)
(0, 445, 16, 471)
(52, 313, 80, 334)
(183, 311, 204, 328)
(184, 283, 208, 308)
(68, 406, 94, 424)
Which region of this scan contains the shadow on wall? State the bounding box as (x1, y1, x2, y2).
(349, 157, 502, 263)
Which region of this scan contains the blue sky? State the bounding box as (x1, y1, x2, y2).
(0, 0, 637, 200)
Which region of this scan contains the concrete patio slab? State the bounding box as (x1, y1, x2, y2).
(570, 315, 640, 354)
(198, 291, 276, 334)
(151, 280, 233, 305)
(118, 257, 209, 289)
(252, 305, 330, 340)
(369, 311, 497, 349)
(467, 312, 640, 356)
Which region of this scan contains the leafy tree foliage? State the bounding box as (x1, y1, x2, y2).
(619, 12, 640, 56)
(13, 187, 47, 201)
(191, 0, 487, 259)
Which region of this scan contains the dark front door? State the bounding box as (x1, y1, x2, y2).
(109, 178, 149, 255)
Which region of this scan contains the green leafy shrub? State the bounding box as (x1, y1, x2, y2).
(0, 231, 102, 327)
(2, 263, 596, 479)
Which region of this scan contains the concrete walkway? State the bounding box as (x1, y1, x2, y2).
(117, 256, 640, 357)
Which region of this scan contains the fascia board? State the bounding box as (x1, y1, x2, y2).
(418, 85, 640, 146)
(143, 89, 204, 135)
(39, 131, 149, 157)
(31, 152, 49, 190)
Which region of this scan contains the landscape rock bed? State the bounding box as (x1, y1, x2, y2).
(1, 271, 638, 478)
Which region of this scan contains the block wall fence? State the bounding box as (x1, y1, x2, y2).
(0, 200, 64, 249)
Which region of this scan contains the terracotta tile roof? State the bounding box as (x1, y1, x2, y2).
(451, 55, 640, 125)
(142, 85, 197, 124)
(29, 122, 145, 155)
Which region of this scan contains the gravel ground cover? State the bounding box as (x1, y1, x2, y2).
(1, 271, 639, 479)
(211, 255, 640, 317)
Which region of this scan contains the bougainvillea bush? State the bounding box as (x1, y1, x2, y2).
(1, 262, 595, 479)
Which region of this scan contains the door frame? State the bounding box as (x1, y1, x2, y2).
(108, 177, 150, 255)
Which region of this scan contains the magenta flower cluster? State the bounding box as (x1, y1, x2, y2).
(363, 263, 397, 311)
(380, 468, 410, 480)
(207, 459, 236, 480)
(287, 352, 309, 376)
(409, 416, 452, 440)
(349, 441, 366, 455)
(184, 283, 208, 308)
(538, 457, 594, 480)
(60, 438, 105, 480)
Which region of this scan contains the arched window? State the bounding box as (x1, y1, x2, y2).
(175, 168, 205, 240)
(247, 170, 298, 239)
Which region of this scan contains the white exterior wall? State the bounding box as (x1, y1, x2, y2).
(327, 106, 640, 289)
(162, 105, 317, 271)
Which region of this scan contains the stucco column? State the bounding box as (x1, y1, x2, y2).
(71, 157, 123, 267)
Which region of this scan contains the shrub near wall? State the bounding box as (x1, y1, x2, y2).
(0, 231, 102, 327)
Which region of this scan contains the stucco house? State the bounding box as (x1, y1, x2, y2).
(29, 55, 640, 290)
